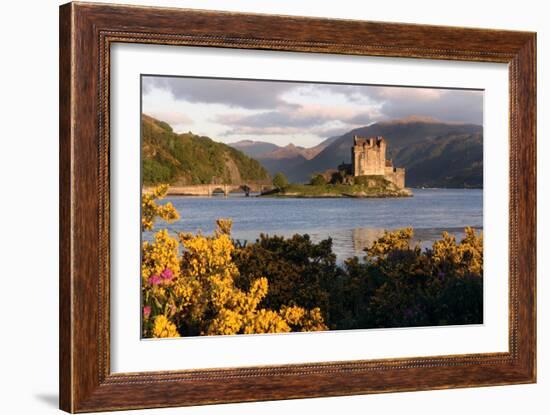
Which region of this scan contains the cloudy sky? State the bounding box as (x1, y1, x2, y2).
(142, 76, 483, 148)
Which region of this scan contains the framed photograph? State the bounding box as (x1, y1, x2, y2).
(59, 2, 536, 412)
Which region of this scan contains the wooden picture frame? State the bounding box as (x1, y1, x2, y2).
(59, 2, 536, 412)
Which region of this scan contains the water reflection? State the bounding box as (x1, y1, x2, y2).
(351, 227, 385, 253)
(229, 226, 482, 263)
(144, 189, 483, 263)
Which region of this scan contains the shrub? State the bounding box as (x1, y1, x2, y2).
(310, 174, 327, 186)
(363, 227, 483, 328)
(141, 185, 327, 338)
(329, 170, 346, 184)
(233, 227, 483, 330)
(272, 172, 289, 189)
(141, 185, 483, 334)
(233, 234, 338, 322)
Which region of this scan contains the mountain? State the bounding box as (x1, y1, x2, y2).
(256, 155, 308, 178)
(143, 114, 483, 188)
(283, 120, 483, 188)
(395, 131, 483, 188)
(303, 135, 341, 159)
(228, 136, 340, 178)
(141, 114, 270, 186)
(229, 140, 281, 158)
(251, 135, 341, 176)
(258, 135, 340, 160)
(230, 135, 339, 163)
(259, 143, 306, 159)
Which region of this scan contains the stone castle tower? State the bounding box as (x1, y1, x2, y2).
(351, 135, 405, 189)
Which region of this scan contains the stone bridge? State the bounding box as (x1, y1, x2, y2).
(164, 183, 273, 197)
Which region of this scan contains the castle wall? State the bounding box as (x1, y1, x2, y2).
(351, 136, 405, 189)
(384, 167, 405, 189)
(353, 140, 386, 176)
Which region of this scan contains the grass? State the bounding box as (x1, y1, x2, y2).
(263, 177, 411, 198)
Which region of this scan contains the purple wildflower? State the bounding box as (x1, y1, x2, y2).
(148, 274, 162, 286)
(161, 268, 174, 282)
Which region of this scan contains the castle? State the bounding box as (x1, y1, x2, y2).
(339, 135, 405, 189)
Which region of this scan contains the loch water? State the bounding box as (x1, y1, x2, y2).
(144, 188, 483, 262)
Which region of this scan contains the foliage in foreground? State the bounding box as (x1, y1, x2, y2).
(141, 186, 326, 338)
(142, 184, 483, 337)
(234, 227, 483, 330)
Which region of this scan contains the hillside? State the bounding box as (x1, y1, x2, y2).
(141, 114, 270, 186)
(260, 143, 307, 160)
(256, 155, 308, 178)
(394, 131, 483, 188)
(301, 135, 341, 159)
(283, 120, 483, 188)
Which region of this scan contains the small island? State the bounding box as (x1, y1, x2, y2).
(262, 135, 412, 198)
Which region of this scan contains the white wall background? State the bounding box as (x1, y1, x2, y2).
(0, 0, 546, 414)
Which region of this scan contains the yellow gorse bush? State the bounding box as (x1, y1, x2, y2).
(142, 184, 179, 231)
(366, 227, 415, 258)
(431, 226, 483, 277)
(152, 315, 180, 338)
(142, 185, 327, 338)
(365, 226, 483, 278)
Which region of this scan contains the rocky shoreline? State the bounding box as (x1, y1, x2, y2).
(259, 184, 412, 198)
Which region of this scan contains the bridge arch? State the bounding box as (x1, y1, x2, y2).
(155, 183, 274, 197)
(209, 186, 227, 196)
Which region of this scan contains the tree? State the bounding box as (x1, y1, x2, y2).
(310, 174, 326, 186)
(272, 172, 289, 189)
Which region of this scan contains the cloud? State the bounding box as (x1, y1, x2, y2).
(215, 105, 377, 136)
(376, 89, 483, 124)
(143, 76, 296, 110)
(374, 87, 445, 101)
(308, 84, 483, 124)
(142, 76, 484, 146)
(222, 124, 349, 139)
(347, 112, 375, 125)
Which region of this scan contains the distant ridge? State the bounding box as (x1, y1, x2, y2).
(379, 115, 442, 124)
(145, 114, 484, 189)
(228, 135, 340, 177)
(378, 115, 474, 125)
(282, 118, 483, 188)
(229, 140, 280, 158)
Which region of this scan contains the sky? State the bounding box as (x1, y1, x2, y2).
(142, 76, 483, 148)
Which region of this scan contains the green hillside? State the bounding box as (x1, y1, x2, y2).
(394, 132, 483, 188)
(142, 114, 270, 186)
